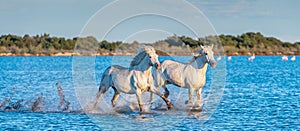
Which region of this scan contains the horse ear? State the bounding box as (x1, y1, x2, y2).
(136, 45, 146, 52)
(211, 44, 214, 49)
(200, 45, 204, 49)
(135, 46, 141, 52)
(192, 52, 200, 57)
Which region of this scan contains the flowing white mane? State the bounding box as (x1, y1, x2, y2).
(130, 46, 155, 66)
(188, 48, 204, 64)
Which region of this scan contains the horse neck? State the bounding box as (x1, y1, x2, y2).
(132, 58, 151, 72)
(132, 63, 152, 81)
(190, 56, 208, 73)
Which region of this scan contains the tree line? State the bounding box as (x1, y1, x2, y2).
(0, 32, 299, 56)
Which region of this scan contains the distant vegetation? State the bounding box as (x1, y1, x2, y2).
(0, 32, 299, 56)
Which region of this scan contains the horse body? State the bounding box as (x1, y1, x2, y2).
(161, 59, 208, 89)
(152, 45, 216, 106)
(104, 65, 151, 94)
(94, 46, 173, 113)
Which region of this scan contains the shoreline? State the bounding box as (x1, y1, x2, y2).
(0, 53, 298, 57)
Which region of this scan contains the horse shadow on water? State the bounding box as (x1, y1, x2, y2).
(0, 82, 72, 113)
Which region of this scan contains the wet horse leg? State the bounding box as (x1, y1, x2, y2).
(111, 86, 120, 107)
(149, 92, 154, 104)
(149, 85, 169, 104)
(136, 89, 143, 113)
(163, 85, 169, 98)
(93, 85, 109, 109)
(196, 88, 202, 107)
(185, 87, 194, 105)
(150, 86, 173, 110)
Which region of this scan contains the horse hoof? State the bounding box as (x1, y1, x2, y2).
(147, 101, 154, 105)
(167, 104, 174, 110)
(139, 111, 145, 115)
(191, 107, 203, 112)
(164, 93, 169, 98)
(185, 100, 192, 104)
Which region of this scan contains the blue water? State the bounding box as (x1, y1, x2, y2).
(0, 56, 299, 130)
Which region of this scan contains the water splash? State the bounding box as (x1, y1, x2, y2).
(56, 83, 71, 111)
(0, 96, 12, 108)
(31, 95, 44, 112)
(0, 83, 79, 113)
(0, 82, 203, 119)
(4, 99, 23, 111)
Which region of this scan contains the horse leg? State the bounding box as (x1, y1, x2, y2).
(149, 85, 168, 104)
(93, 85, 109, 109)
(136, 89, 143, 113)
(185, 87, 194, 105)
(196, 88, 202, 107)
(150, 86, 173, 110)
(163, 85, 170, 98)
(111, 86, 120, 107)
(149, 92, 154, 104)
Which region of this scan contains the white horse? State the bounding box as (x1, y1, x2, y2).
(151, 45, 216, 107)
(93, 46, 173, 113)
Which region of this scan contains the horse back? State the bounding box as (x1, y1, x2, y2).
(100, 65, 126, 86)
(160, 60, 186, 87)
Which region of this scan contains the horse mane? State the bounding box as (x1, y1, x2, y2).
(188, 56, 196, 64)
(188, 48, 203, 64)
(130, 46, 155, 67)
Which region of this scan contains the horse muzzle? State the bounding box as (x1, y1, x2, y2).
(155, 63, 161, 69)
(210, 61, 217, 68)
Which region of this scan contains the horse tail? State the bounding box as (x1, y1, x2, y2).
(99, 66, 112, 92)
(94, 66, 112, 108)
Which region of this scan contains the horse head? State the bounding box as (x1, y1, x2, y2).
(193, 45, 216, 68)
(130, 46, 160, 69)
(147, 51, 160, 69)
(145, 46, 160, 69)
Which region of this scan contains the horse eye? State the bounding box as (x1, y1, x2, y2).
(204, 53, 208, 55)
(149, 56, 152, 58)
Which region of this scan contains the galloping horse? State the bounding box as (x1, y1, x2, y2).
(152, 45, 216, 107)
(93, 46, 173, 113)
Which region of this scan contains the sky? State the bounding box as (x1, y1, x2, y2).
(0, 0, 299, 43)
